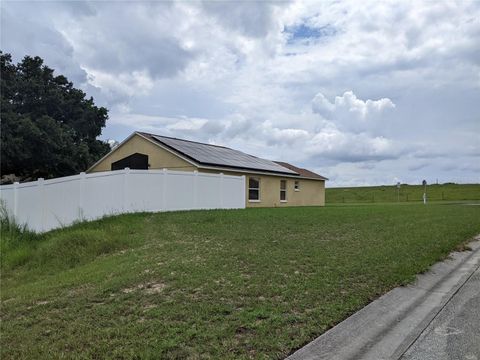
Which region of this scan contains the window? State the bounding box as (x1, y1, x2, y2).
(248, 177, 260, 201)
(294, 180, 300, 191)
(280, 180, 287, 202)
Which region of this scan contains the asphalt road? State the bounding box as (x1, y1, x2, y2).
(401, 266, 480, 360)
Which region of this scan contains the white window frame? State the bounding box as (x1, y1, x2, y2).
(280, 179, 287, 202)
(248, 177, 261, 202)
(294, 180, 300, 192)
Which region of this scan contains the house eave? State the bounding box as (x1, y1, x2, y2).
(196, 164, 327, 181)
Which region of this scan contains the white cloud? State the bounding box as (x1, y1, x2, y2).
(262, 123, 310, 146)
(85, 68, 155, 102)
(312, 91, 395, 132)
(305, 127, 401, 163)
(332, 91, 395, 119)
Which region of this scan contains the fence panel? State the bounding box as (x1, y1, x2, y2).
(0, 185, 14, 215)
(0, 169, 245, 232)
(43, 177, 82, 231)
(164, 171, 193, 211)
(16, 182, 43, 232)
(223, 175, 246, 209)
(196, 173, 222, 209)
(127, 170, 165, 212)
(82, 172, 125, 219)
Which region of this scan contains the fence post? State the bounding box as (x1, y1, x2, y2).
(242, 175, 246, 208)
(220, 173, 224, 208)
(193, 170, 198, 209)
(162, 168, 167, 211)
(123, 167, 130, 212)
(78, 172, 86, 220)
(38, 178, 45, 232)
(13, 181, 19, 218)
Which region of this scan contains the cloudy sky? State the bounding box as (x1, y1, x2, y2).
(2, 1, 479, 186)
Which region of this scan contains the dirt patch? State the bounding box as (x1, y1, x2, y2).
(1, 298, 16, 304)
(67, 285, 92, 297)
(235, 326, 254, 336)
(26, 300, 50, 310)
(122, 285, 142, 294)
(122, 281, 166, 294)
(144, 282, 166, 294)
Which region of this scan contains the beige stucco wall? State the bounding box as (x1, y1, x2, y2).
(198, 169, 325, 207)
(243, 175, 325, 207)
(88, 134, 197, 173)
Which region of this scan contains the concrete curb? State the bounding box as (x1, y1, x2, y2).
(287, 236, 480, 360)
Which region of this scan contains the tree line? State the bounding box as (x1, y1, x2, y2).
(1, 52, 110, 183)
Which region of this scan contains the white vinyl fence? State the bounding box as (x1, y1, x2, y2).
(0, 169, 245, 232)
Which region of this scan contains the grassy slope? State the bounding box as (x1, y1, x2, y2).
(326, 183, 480, 203)
(1, 204, 480, 359)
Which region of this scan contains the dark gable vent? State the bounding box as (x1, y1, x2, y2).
(111, 153, 149, 171)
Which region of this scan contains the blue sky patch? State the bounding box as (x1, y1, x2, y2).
(285, 23, 337, 43)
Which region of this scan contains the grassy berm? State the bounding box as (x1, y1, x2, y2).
(326, 183, 480, 203)
(1, 203, 480, 359)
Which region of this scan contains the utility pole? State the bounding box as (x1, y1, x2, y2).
(422, 179, 427, 204)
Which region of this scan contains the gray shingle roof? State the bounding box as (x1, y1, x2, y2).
(274, 161, 328, 180)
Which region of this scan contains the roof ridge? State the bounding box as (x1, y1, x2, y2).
(273, 160, 328, 180)
(137, 131, 229, 149)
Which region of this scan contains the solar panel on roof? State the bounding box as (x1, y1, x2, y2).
(152, 135, 298, 174)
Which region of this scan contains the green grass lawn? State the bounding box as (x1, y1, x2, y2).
(1, 204, 480, 359)
(326, 183, 480, 203)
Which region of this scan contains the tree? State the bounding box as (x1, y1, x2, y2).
(1, 52, 110, 181)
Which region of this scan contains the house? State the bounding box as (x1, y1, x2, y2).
(87, 132, 327, 207)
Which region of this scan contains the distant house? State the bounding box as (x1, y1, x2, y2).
(87, 132, 327, 207)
